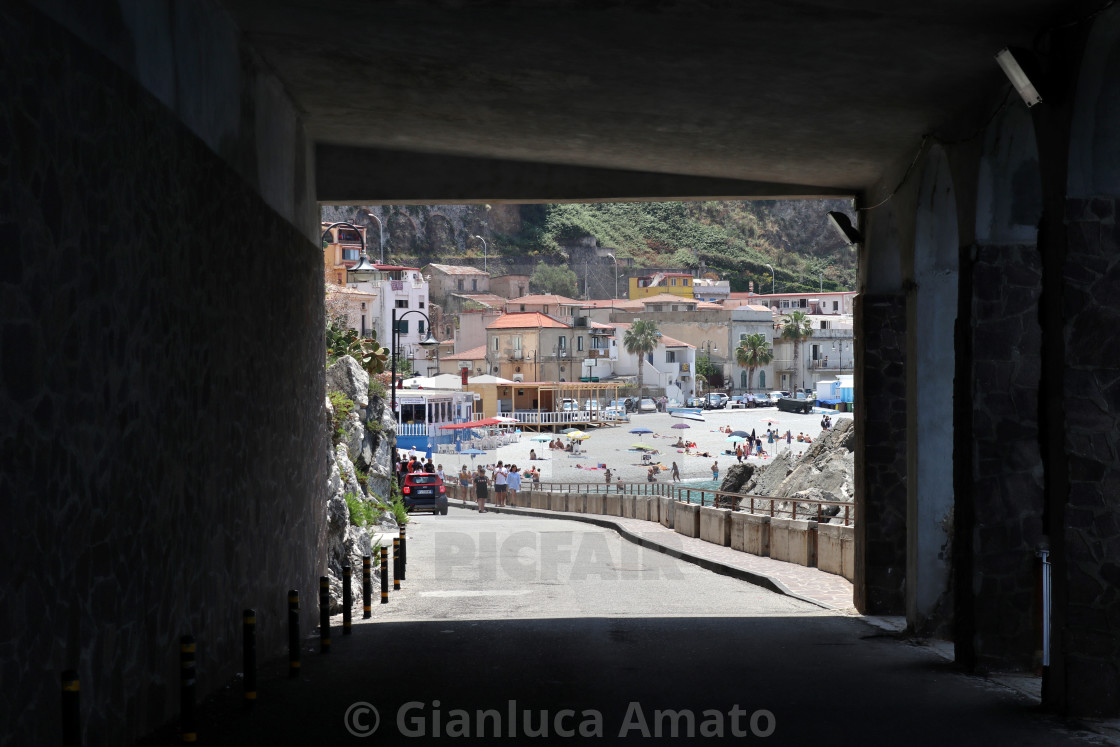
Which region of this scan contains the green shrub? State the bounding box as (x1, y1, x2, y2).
(355, 468, 369, 491)
(344, 491, 378, 528)
(389, 482, 410, 526)
(329, 391, 354, 446)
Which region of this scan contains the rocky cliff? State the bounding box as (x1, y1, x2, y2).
(323, 356, 400, 612)
(719, 418, 855, 523)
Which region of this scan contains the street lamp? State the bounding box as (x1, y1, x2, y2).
(323, 222, 378, 283)
(361, 209, 385, 264)
(765, 263, 775, 295)
(472, 235, 488, 273)
(390, 308, 439, 416)
(606, 252, 619, 299)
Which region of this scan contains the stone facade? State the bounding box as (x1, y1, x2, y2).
(854, 295, 908, 614)
(0, 6, 327, 744)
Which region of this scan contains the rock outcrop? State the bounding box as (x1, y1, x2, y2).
(730, 418, 855, 523)
(322, 356, 399, 613)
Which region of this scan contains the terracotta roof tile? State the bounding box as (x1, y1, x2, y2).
(486, 312, 571, 330)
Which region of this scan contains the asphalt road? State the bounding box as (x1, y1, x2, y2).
(139, 513, 1112, 746)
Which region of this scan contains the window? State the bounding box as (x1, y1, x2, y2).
(781, 300, 790, 308)
(512, 336, 522, 350)
(833, 301, 839, 311)
(493, 337, 500, 351)
(671, 305, 678, 311)
(740, 333, 747, 341)
(544, 306, 549, 314)
(419, 301, 425, 308)
(418, 321, 425, 333)
(520, 305, 526, 311)
(395, 320, 408, 333)
(819, 320, 829, 329)
(799, 298, 807, 308)
(457, 279, 464, 291)
(577, 336, 584, 351)
(472, 279, 478, 291)
(666, 351, 676, 363)
(670, 278, 676, 286)
(683, 278, 690, 286)
(396, 300, 408, 308)
(558, 336, 567, 350)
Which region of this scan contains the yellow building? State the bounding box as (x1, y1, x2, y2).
(628, 271, 695, 300)
(321, 222, 367, 284)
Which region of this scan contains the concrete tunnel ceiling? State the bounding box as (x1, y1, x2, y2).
(219, 0, 1084, 201)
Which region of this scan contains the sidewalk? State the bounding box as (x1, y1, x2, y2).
(449, 498, 856, 612)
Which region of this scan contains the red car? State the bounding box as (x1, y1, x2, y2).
(402, 472, 448, 515)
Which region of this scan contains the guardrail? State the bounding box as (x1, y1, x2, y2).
(527, 481, 853, 525)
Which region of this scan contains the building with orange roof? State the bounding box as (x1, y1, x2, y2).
(484, 311, 588, 383)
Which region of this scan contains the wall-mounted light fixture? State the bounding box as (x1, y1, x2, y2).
(827, 211, 862, 246)
(995, 48, 1042, 107)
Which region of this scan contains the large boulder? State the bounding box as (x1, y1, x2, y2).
(719, 463, 757, 494)
(326, 356, 369, 411)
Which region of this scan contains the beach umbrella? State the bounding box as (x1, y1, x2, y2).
(730, 430, 749, 437)
(568, 431, 590, 440)
(629, 427, 653, 435)
(459, 448, 487, 461)
(750, 428, 756, 440)
(494, 416, 518, 424)
(530, 434, 552, 442)
(561, 427, 579, 435)
(671, 423, 691, 429)
(725, 435, 746, 442)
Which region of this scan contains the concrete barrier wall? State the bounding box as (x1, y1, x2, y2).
(770, 518, 818, 567)
(531, 491, 550, 510)
(586, 493, 604, 514)
(604, 493, 622, 516)
(699, 507, 732, 546)
(647, 496, 660, 524)
(730, 513, 770, 556)
(817, 523, 855, 581)
(675, 502, 701, 538)
(621, 495, 637, 518)
(549, 493, 568, 512)
(567, 493, 587, 513)
(660, 497, 675, 529)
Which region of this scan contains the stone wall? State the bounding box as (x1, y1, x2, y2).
(854, 294, 908, 614)
(0, 5, 328, 744)
(967, 244, 1045, 670)
(1059, 197, 1120, 712)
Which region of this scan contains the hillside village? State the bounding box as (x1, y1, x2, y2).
(324, 217, 855, 442)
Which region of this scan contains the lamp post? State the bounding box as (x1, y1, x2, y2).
(473, 235, 488, 273)
(765, 263, 775, 295)
(361, 209, 385, 264)
(390, 308, 439, 417)
(606, 252, 619, 299)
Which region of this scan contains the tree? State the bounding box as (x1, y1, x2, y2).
(530, 261, 578, 297)
(623, 319, 660, 395)
(779, 310, 813, 393)
(735, 333, 774, 392)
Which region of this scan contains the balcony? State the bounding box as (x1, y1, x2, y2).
(510, 350, 524, 360)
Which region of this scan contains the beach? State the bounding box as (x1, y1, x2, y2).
(421, 407, 853, 485)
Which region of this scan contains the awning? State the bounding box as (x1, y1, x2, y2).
(439, 417, 502, 430)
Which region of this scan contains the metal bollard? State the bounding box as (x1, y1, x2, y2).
(243, 609, 257, 706)
(319, 576, 331, 653)
(342, 565, 352, 635)
(288, 590, 300, 678)
(61, 670, 80, 747)
(393, 537, 401, 591)
(362, 555, 372, 618)
(180, 635, 196, 743)
(399, 524, 407, 580)
(380, 545, 389, 603)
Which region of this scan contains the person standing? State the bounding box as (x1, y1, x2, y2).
(507, 465, 521, 503)
(492, 460, 509, 507)
(711, 460, 719, 481)
(473, 466, 490, 513)
(671, 462, 681, 482)
(459, 465, 472, 502)
(604, 468, 612, 487)
(735, 443, 743, 463)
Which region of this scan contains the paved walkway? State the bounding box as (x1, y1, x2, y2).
(449, 498, 856, 612)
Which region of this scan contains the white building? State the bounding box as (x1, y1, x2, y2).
(771, 313, 855, 394)
(606, 323, 697, 400)
(345, 264, 432, 361)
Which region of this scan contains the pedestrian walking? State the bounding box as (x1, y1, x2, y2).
(604, 468, 612, 487)
(473, 466, 490, 513)
(671, 462, 681, 482)
(735, 444, 743, 463)
(507, 465, 521, 502)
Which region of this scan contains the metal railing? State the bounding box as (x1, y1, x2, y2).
(525, 481, 854, 525)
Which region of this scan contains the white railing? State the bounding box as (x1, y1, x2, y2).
(396, 423, 431, 437)
(512, 410, 603, 425)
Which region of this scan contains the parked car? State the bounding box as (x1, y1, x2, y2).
(402, 472, 448, 515)
(583, 399, 602, 411)
(603, 405, 630, 422)
(686, 396, 705, 408)
(728, 395, 749, 409)
(638, 397, 657, 413)
(704, 393, 728, 410)
(746, 392, 771, 407)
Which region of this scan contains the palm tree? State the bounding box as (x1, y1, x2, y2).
(735, 333, 773, 392)
(780, 310, 813, 394)
(623, 320, 660, 395)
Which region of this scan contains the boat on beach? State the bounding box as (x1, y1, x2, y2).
(668, 408, 705, 421)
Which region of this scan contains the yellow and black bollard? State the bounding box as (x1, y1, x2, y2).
(287, 590, 300, 678)
(399, 524, 407, 580)
(61, 670, 80, 747)
(380, 545, 389, 604)
(342, 565, 352, 635)
(392, 537, 401, 591)
(319, 576, 331, 654)
(180, 635, 196, 743)
(243, 609, 256, 707)
(362, 555, 372, 619)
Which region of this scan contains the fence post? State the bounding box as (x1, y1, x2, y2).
(399, 525, 407, 581)
(393, 538, 401, 591)
(381, 545, 389, 603)
(243, 609, 257, 706)
(362, 556, 372, 619)
(61, 670, 80, 747)
(342, 566, 352, 635)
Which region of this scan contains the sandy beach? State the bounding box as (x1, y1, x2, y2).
(418, 406, 853, 485)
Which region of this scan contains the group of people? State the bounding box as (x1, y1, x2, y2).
(820, 414, 833, 431)
(395, 448, 442, 483)
(458, 460, 541, 513)
(547, 438, 575, 451)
